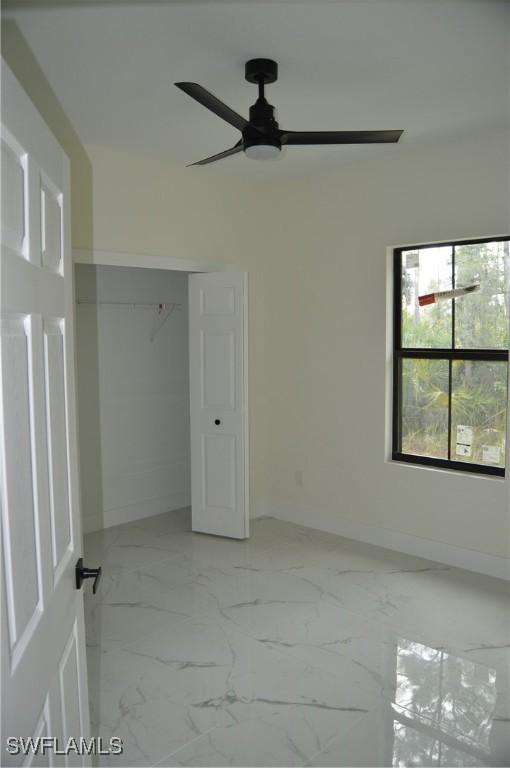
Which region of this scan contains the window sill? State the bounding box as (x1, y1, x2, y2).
(391, 452, 505, 479)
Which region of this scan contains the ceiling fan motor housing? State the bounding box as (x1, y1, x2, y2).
(243, 59, 281, 153)
(243, 99, 281, 152)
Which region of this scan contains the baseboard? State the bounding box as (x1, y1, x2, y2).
(250, 498, 267, 519)
(86, 494, 264, 534)
(84, 492, 191, 533)
(262, 499, 510, 581)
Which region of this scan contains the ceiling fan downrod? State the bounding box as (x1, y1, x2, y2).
(243, 59, 281, 159)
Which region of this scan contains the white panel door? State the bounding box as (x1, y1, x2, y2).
(1, 62, 90, 765)
(189, 272, 249, 539)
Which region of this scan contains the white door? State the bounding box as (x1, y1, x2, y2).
(189, 272, 249, 539)
(1, 63, 90, 765)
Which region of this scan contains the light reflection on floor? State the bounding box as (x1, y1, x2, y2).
(392, 639, 498, 766)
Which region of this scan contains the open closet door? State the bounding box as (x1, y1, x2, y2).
(189, 272, 249, 539)
(1, 63, 90, 762)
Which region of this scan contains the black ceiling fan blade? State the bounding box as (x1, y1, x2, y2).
(187, 142, 244, 166)
(281, 129, 404, 145)
(175, 82, 248, 132)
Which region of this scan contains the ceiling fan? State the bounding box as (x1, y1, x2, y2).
(175, 59, 403, 165)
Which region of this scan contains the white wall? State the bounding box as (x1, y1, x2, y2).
(79, 130, 510, 577)
(258, 127, 510, 577)
(75, 264, 190, 532)
(6, 0, 509, 574)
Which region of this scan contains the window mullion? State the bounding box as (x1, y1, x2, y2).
(447, 359, 452, 461)
(398, 348, 508, 362)
(451, 244, 455, 350)
(392, 353, 402, 455)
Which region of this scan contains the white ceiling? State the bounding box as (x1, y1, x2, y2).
(4, 0, 509, 177)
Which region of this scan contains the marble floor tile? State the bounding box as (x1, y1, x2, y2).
(90, 614, 376, 765)
(161, 708, 366, 767)
(308, 696, 510, 768)
(84, 560, 195, 652)
(85, 510, 509, 767)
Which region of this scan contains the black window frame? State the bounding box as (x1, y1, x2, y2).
(392, 235, 509, 478)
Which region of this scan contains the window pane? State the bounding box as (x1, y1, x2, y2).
(401, 358, 449, 459)
(401, 246, 452, 348)
(451, 360, 507, 468)
(454, 240, 509, 350)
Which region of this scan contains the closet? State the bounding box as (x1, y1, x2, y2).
(75, 264, 191, 534)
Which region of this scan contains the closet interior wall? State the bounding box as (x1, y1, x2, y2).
(75, 264, 190, 533)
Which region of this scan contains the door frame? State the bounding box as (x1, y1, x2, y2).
(73, 248, 234, 274)
(73, 248, 250, 532)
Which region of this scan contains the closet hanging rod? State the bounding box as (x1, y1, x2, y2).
(76, 300, 182, 309)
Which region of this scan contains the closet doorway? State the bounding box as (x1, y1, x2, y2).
(74, 252, 249, 543)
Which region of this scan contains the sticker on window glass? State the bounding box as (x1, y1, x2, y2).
(482, 445, 501, 465)
(405, 251, 419, 269)
(456, 425, 473, 457)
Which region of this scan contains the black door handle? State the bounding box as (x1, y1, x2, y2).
(75, 557, 102, 594)
(214, 419, 221, 425)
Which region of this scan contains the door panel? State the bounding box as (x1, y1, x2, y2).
(202, 329, 236, 409)
(200, 284, 235, 315)
(40, 182, 63, 274)
(1, 62, 89, 765)
(43, 319, 72, 579)
(58, 625, 83, 767)
(1, 136, 26, 257)
(1, 315, 41, 651)
(203, 432, 236, 510)
(23, 700, 51, 768)
(189, 272, 248, 539)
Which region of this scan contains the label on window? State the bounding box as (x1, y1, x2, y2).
(482, 445, 500, 464)
(455, 425, 473, 457)
(405, 251, 419, 269)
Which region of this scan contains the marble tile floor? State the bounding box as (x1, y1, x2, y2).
(84, 509, 510, 768)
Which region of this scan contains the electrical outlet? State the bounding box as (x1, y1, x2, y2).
(295, 470, 303, 487)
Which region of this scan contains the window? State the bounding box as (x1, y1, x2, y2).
(393, 237, 509, 477)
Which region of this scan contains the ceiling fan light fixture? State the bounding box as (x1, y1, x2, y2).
(244, 142, 281, 160)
